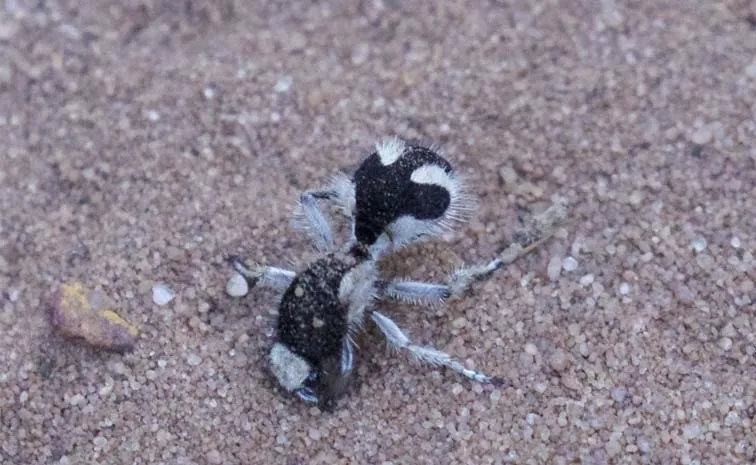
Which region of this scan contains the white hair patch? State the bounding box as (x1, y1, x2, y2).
(410, 164, 458, 192)
(329, 172, 357, 218)
(375, 137, 406, 166)
(269, 343, 311, 391)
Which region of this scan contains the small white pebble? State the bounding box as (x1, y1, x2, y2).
(578, 342, 590, 357)
(98, 381, 114, 397)
(524, 342, 538, 355)
(0, 20, 20, 41)
(152, 284, 175, 306)
(186, 353, 202, 366)
(99, 418, 114, 428)
(724, 411, 740, 427)
(628, 190, 644, 205)
(618, 282, 631, 295)
(226, 272, 249, 297)
(579, 274, 595, 286)
(562, 256, 578, 272)
(156, 429, 171, 443)
(745, 61, 756, 79)
(691, 237, 707, 252)
(203, 86, 217, 100)
(682, 423, 701, 439)
(735, 440, 748, 454)
(499, 166, 518, 185)
(605, 440, 621, 457)
(690, 126, 712, 145)
(730, 236, 741, 249)
(676, 283, 696, 303)
(273, 75, 293, 93)
(207, 449, 222, 464)
(286, 32, 307, 51)
(59, 24, 82, 40)
(351, 43, 370, 65)
(547, 256, 562, 280)
(637, 436, 651, 453)
(601, 5, 623, 28)
(611, 387, 628, 402)
(548, 349, 569, 372)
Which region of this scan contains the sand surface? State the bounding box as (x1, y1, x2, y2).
(1, 1, 755, 464)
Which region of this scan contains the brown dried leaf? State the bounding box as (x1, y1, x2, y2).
(50, 282, 139, 353)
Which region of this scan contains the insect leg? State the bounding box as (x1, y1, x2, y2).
(370, 311, 502, 385)
(293, 173, 357, 251)
(378, 199, 568, 304)
(229, 258, 296, 291)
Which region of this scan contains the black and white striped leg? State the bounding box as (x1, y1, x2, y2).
(370, 311, 500, 385)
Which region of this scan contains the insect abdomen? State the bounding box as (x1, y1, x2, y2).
(277, 256, 352, 364)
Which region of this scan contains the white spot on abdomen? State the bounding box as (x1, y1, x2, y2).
(375, 137, 406, 165)
(410, 164, 458, 193)
(269, 343, 311, 391)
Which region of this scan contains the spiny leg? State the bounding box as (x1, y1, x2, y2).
(379, 280, 451, 306)
(370, 311, 502, 385)
(293, 189, 337, 252)
(377, 199, 568, 305)
(229, 257, 296, 292)
(292, 174, 357, 252)
(378, 258, 500, 306)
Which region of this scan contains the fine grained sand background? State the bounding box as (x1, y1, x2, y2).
(1, 1, 754, 464)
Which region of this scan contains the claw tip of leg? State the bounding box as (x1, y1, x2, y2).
(489, 376, 507, 387)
